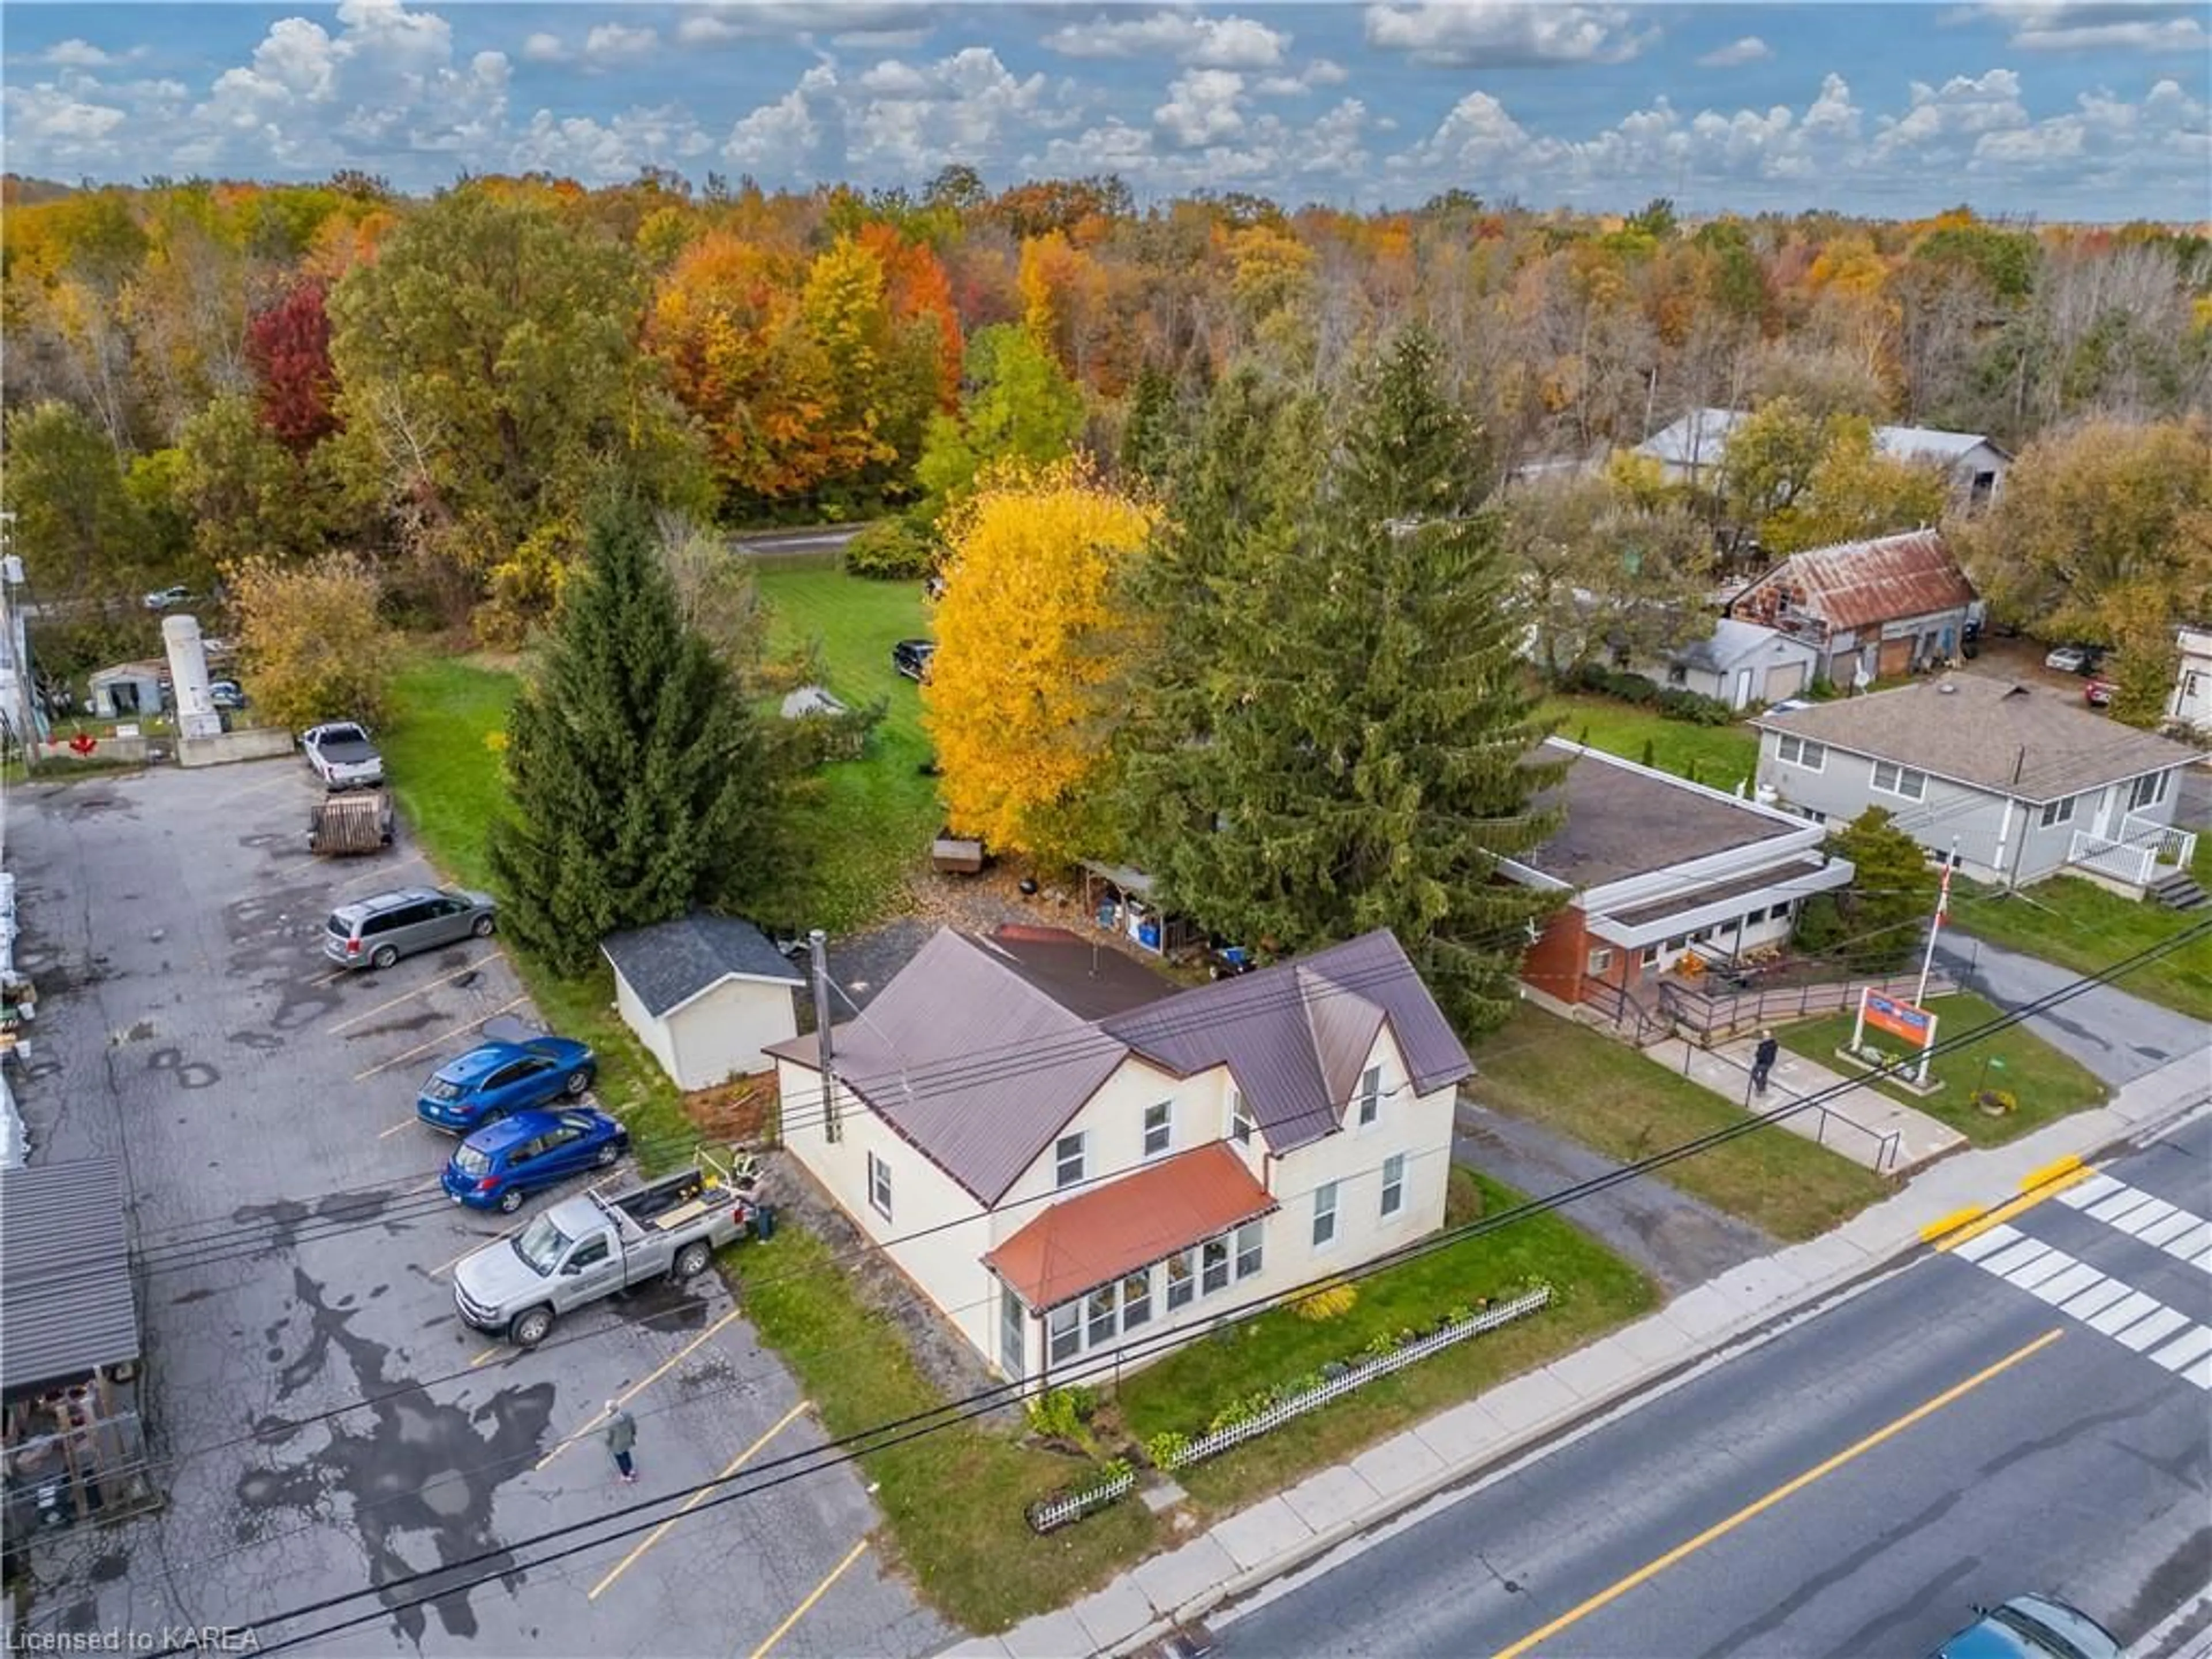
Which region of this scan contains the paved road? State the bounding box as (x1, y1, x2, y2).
(1454, 1098, 1775, 1296)
(1215, 1112, 2212, 1659)
(730, 524, 870, 559)
(1936, 931, 2207, 1087)
(7, 763, 945, 1659)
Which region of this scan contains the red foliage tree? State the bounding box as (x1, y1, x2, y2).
(245, 280, 339, 452)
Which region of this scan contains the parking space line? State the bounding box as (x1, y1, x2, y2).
(354, 996, 527, 1082)
(327, 954, 502, 1034)
(747, 1539, 869, 1659)
(535, 1306, 746, 1472)
(469, 1346, 505, 1369)
(587, 1399, 812, 1602)
(331, 853, 430, 897)
(379, 1119, 417, 1139)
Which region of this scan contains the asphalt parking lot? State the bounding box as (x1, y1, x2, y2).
(9, 759, 948, 1657)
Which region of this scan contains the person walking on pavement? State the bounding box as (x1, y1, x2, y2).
(604, 1400, 637, 1484)
(1751, 1030, 1779, 1096)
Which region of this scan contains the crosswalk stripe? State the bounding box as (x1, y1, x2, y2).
(1953, 1224, 2021, 1264)
(2004, 1251, 2075, 1291)
(2150, 1327, 2212, 1374)
(2115, 1199, 2179, 1237)
(2115, 1307, 2192, 1353)
(2088, 1291, 2161, 1335)
(2168, 1222, 2212, 1263)
(2181, 1352, 2212, 1391)
(2061, 1278, 2133, 1319)
(2088, 1191, 2161, 1226)
(2029, 1263, 2103, 1306)
(2137, 1211, 2198, 1249)
(1982, 1239, 2052, 1279)
(2188, 1241, 2212, 1271)
(2059, 1172, 2122, 1209)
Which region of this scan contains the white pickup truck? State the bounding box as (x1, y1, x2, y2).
(301, 721, 384, 790)
(453, 1164, 757, 1347)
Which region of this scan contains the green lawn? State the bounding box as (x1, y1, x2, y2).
(1470, 1006, 1892, 1240)
(1949, 875, 2212, 1025)
(1115, 1168, 1657, 1514)
(1541, 692, 1762, 790)
(753, 566, 941, 930)
(1774, 992, 2108, 1146)
(738, 1219, 1161, 1632)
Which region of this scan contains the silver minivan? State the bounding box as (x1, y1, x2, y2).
(324, 887, 497, 971)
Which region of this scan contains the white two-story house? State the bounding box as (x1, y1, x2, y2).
(767, 925, 1473, 1386)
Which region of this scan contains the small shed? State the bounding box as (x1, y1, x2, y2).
(601, 914, 805, 1091)
(86, 661, 165, 720)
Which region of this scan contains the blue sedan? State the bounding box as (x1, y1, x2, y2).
(415, 1036, 594, 1134)
(442, 1108, 630, 1213)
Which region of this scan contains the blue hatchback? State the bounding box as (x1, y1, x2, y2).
(442, 1108, 630, 1212)
(416, 1036, 594, 1134)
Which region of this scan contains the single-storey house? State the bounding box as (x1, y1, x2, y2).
(2, 1159, 153, 1533)
(1502, 740, 1854, 1009)
(1725, 529, 1978, 688)
(1619, 617, 1824, 710)
(1752, 675, 2203, 896)
(768, 924, 1471, 1384)
(602, 914, 804, 1091)
(1637, 407, 2009, 506)
(2169, 626, 2212, 734)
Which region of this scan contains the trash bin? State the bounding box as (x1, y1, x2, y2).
(754, 1203, 776, 1242)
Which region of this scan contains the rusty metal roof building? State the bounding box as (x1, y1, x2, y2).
(983, 1143, 1276, 1310)
(1730, 529, 1976, 634)
(2, 1160, 140, 1395)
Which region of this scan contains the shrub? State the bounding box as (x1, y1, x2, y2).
(1143, 1430, 1190, 1469)
(1563, 661, 1730, 725)
(842, 518, 935, 581)
(1293, 1280, 1359, 1321)
(1073, 1457, 1132, 1501)
(1024, 1386, 1097, 1444)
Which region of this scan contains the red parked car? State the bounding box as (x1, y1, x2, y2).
(2085, 677, 2116, 709)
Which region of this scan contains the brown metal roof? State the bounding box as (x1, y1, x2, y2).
(1735, 529, 1975, 633)
(1751, 674, 2200, 802)
(764, 929, 1130, 1206)
(1103, 931, 1474, 1154)
(984, 1143, 1276, 1310)
(975, 925, 1179, 1020)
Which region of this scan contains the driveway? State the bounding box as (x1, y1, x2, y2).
(1453, 1096, 1775, 1296)
(7, 762, 946, 1658)
(1934, 932, 2208, 1088)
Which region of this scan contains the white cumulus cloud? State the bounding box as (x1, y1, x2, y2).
(1698, 36, 1774, 68)
(1041, 12, 1290, 70)
(1363, 2, 1653, 67)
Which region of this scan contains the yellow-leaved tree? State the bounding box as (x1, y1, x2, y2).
(231, 552, 398, 733)
(922, 459, 1157, 864)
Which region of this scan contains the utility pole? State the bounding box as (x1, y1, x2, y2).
(809, 928, 840, 1143)
(1910, 839, 1958, 1084)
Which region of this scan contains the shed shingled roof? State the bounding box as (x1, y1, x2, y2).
(2, 1160, 140, 1393)
(600, 913, 802, 1019)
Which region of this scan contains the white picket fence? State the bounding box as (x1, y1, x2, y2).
(1158, 1286, 1553, 1472)
(1027, 1467, 1136, 1534)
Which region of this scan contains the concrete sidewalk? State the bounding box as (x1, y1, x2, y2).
(944, 1045, 2211, 1659)
(1646, 1032, 1965, 1174)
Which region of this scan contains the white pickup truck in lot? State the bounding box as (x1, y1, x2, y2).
(454, 1163, 759, 1346)
(300, 721, 384, 790)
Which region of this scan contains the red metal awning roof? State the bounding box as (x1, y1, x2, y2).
(984, 1143, 1277, 1312)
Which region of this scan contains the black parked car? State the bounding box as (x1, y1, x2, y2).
(892, 639, 937, 682)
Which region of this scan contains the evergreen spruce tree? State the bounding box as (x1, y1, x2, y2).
(1128, 329, 1565, 1035)
(488, 495, 784, 976)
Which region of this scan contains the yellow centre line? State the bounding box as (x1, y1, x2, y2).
(1488, 1327, 2067, 1659)
(353, 995, 527, 1082)
(1934, 1166, 2095, 1252)
(468, 1346, 505, 1369)
(745, 1538, 869, 1659)
(587, 1399, 813, 1602)
(327, 953, 502, 1035)
(534, 1305, 747, 1472)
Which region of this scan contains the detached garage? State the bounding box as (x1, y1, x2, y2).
(602, 914, 804, 1092)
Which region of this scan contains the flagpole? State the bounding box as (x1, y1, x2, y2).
(1911, 839, 1957, 1083)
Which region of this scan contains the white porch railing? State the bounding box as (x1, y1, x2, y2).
(2069, 816, 2198, 890)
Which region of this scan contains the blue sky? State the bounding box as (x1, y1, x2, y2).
(4, 3, 2207, 218)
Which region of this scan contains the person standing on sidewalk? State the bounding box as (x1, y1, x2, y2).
(604, 1401, 637, 1484)
(1751, 1031, 1779, 1096)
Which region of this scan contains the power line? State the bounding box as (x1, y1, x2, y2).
(206, 919, 2211, 1654)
